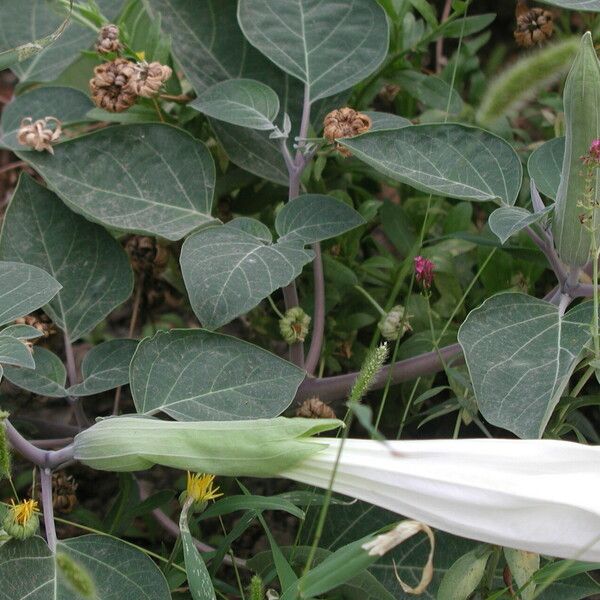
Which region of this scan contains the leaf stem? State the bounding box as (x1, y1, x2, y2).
(305, 243, 325, 374)
(40, 467, 57, 552)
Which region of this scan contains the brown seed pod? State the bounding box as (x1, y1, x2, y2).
(96, 24, 122, 54)
(296, 397, 337, 419)
(123, 235, 169, 277)
(514, 5, 553, 48)
(128, 62, 172, 98)
(89, 58, 138, 112)
(323, 107, 372, 156)
(15, 313, 56, 340)
(29, 472, 78, 514)
(17, 116, 62, 154)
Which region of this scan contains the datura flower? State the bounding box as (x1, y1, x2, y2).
(281, 437, 600, 562)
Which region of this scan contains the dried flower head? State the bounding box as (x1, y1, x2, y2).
(378, 305, 412, 341)
(52, 472, 78, 513)
(128, 61, 172, 98)
(514, 4, 553, 48)
(414, 256, 435, 289)
(323, 107, 372, 156)
(96, 24, 122, 54)
(15, 313, 56, 340)
(17, 116, 62, 154)
(3, 498, 39, 539)
(89, 58, 138, 112)
(123, 235, 169, 277)
(296, 397, 337, 419)
(279, 306, 311, 344)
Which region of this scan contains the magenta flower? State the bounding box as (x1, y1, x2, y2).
(414, 256, 434, 289)
(590, 139, 600, 160)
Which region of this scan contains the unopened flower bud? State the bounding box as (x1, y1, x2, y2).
(414, 255, 435, 289)
(17, 116, 62, 154)
(96, 24, 122, 54)
(3, 499, 39, 540)
(279, 307, 311, 344)
(378, 305, 411, 341)
(323, 107, 372, 156)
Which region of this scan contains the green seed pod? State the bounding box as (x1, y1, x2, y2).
(56, 552, 95, 597)
(552, 32, 600, 267)
(279, 306, 311, 344)
(2, 508, 39, 540)
(378, 305, 411, 341)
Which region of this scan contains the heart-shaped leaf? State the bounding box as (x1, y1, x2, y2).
(0, 174, 133, 341)
(458, 293, 593, 438)
(3, 346, 66, 397)
(193, 79, 280, 130)
(237, 0, 389, 102)
(20, 123, 216, 241)
(130, 329, 305, 420)
(68, 339, 139, 397)
(0, 86, 93, 151)
(527, 137, 564, 200)
(275, 194, 366, 244)
(341, 124, 523, 205)
(0, 261, 61, 326)
(488, 205, 554, 244)
(364, 111, 411, 132)
(0, 535, 171, 599)
(1, 324, 43, 341)
(181, 222, 313, 329)
(0, 335, 34, 369)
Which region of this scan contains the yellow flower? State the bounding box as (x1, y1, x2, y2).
(10, 498, 38, 525)
(186, 472, 223, 503)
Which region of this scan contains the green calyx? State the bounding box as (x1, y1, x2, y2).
(2, 510, 39, 540)
(73, 416, 342, 477)
(378, 305, 411, 341)
(552, 32, 600, 267)
(279, 306, 311, 344)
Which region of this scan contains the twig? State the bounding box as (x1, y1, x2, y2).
(305, 242, 325, 374)
(0, 161, 25, 175)
(158, 93, 194, 103)
(435, 0, 453, 72)
(63, 331, 89, 427)
(40, 467, 57, 552)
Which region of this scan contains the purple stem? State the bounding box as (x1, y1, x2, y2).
(63, 331, 89, 427)
(297, 343, 463, 403)
(305, 242, 325, 374)
(40, 467, 57, 552)
(524, 226, 568, 286)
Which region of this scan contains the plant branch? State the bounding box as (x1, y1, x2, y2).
(40, 467, 57, 552)
(524, 226, 568, 286)
(297, 342, 463, 403)
(63, 331, 89, 427)
(305, 242, 325, 374)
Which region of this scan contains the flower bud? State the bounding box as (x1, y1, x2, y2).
(279, 307, 311, 344)
(378, 305, 411, 341)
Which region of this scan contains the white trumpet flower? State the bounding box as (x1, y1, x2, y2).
(280, 437, 600, 562)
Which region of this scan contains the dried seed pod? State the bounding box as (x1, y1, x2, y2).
(96, 24, 122, 54)
(514, 4, 553, 48)
(89, 58, 138, 112)
(52, 472, 78, 513)
(128, 61, 172, 98)
(123, 235, 169, 277)
(323, 107, 372, 156)
(15, 313, 56, 340)
(296, 397, 337, 420)
(17, 116, 62, 154)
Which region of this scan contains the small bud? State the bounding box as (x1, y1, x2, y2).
(378, 305, 411, 341)
(56, 553, 95, 597)
(89, 58, 138, 113)
(414, 255, 435, 289)
(3, 499, 39, 540)
(95, 24, 122, 55)
(17, 116, 62, 154)
(128, 61, 172, 98)
(279, 307, 311, 344)
(323, 107, 372, 156)
(514, 4, 553, 48)
(296, 397, 337, 419)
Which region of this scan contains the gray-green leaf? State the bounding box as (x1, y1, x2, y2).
(276, 194, 365, 244)
(181, 222, 313, 329)
(193, 79, 280, 130)
(458, 293, 593, 438)
(0, 261, 61, 326)
(364, 111, 412, 132)
(538, 0, 600, 10)
(488, 205, 554, 244)
(67, 339, 139, 396)
(437, 547, 492, 600)
(130, 329, 305, 420)
(237, 0, 389, 102)
(0, 86, 93, 151)
(527, 137, 564, 200)
(0, 335, 34, 369)
(394, 70, 464, 114)
(3, 346, 66, 397)
(0, 534, 171, 599)
(0, 174, 133, 341)
(341, 124, 522, 206)
(19, 123, 216, 240)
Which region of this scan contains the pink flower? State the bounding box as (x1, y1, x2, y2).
(590, 139, 600, 160)
(414, 256, 434, 289)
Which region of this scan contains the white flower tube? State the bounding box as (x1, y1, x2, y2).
(280, 438, 600, 562)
